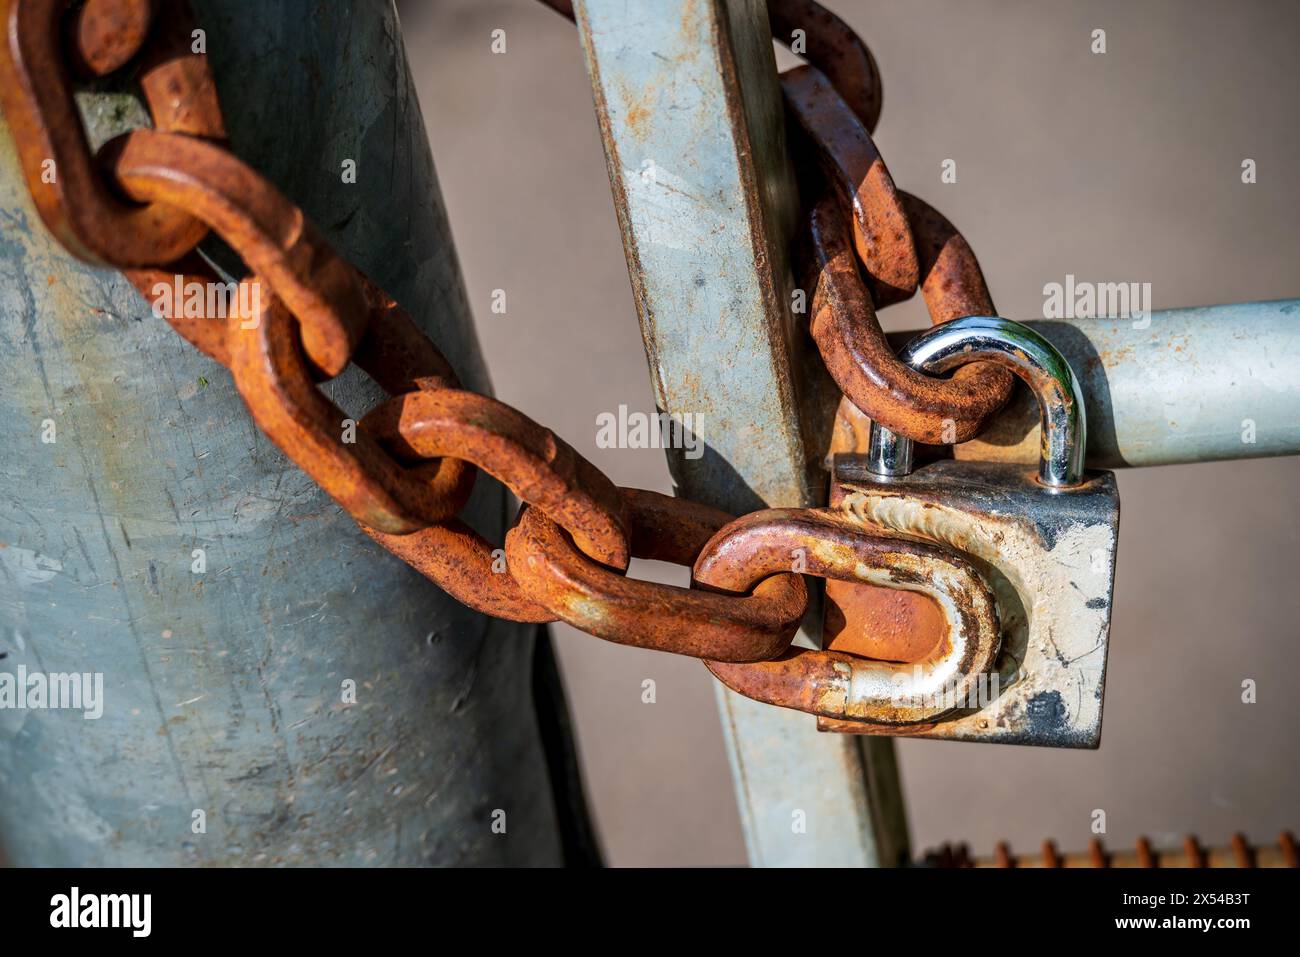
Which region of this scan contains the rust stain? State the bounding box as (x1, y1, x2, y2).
(825, 580, 945, 662)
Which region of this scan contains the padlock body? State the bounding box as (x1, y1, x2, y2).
(826, 454, 1120, 748)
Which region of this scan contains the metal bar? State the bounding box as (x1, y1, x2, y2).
(934, 300, 1300, 469)
(574, 0, 907, 866)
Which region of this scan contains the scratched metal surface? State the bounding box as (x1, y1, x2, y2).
(0, 0, 560, 865)
(575, 0, 906, 867)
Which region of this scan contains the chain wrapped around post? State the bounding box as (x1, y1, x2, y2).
(0, 0, 1013, 708)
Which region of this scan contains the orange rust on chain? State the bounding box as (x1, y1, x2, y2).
(66, 0, 151, 78)
(707, 646, 895, 722)
(782, 65, 917, 304)
(350, 278, 461, 395)
(776, 13, 1016, 448)
(0, 0, 216, 264)
(767, 0, 881, 133)
(695, 509, 1000, 723)
(806, 193, 1014, 444)
(362, 389, 631, 568)
(902, 192, 1003, 326)
(108, 129, 367, 378)
(930, 832, 1300, 868)
(505, 489, 807, 661)
(129, 0, 225, 139)
(330, 280, 476, 518)
(227, 296, 473, 534)
(363, 519, 557, 624)
(345, 283, 563, 621)
(129, 258, 481, 535)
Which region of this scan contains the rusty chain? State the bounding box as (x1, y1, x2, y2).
(0, 0, 1014, 705)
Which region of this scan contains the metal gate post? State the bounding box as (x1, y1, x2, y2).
(0, 1, 563, 865)
(574, 0, 909, 866)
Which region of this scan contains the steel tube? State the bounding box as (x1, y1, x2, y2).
(932, 300, 1300, 469)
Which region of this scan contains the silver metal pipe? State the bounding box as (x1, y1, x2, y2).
(884, 300, 1300, 469)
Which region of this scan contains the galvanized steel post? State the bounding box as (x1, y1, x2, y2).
(0, 1, 564, 865)
(574, 0, 909, 866)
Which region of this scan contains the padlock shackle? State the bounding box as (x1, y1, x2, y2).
(867, 316, 1088, 488)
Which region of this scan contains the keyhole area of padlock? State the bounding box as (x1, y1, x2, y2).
(823, 579, 947, 663)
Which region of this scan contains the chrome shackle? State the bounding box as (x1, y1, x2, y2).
(867, 316, 1087, 488)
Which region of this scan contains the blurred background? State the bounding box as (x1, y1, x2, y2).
(395, 0, 1300, 865)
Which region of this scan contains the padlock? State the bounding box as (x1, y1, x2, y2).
(821, 314, 1120, 747)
